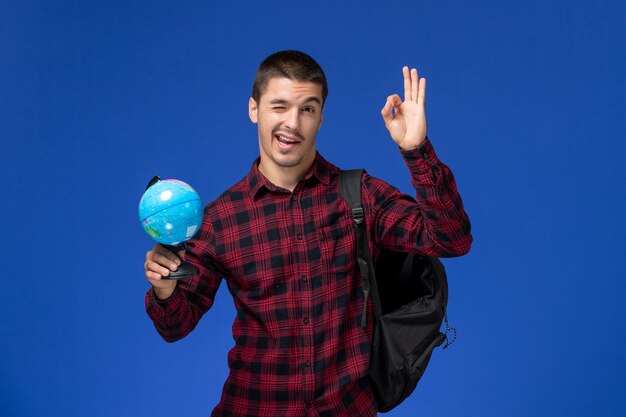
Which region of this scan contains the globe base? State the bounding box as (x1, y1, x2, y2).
(164, 261, 199, 280)
(161, 243, 198, 280)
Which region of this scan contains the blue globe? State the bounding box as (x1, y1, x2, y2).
(138, 179, 203, 246)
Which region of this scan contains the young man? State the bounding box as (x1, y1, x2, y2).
(144, 50, 472, 417)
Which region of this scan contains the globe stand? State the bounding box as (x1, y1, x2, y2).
(162, 243, 199, 280)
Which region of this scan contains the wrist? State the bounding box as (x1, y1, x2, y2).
(398, 136, 428, 152)
(153, 284, 176, 301)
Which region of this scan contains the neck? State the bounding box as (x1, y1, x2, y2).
(258, 156, 315, 192)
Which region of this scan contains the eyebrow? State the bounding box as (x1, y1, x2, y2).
(269, 97, 322, 106)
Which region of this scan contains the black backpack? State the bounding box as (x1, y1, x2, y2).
(338, 169, 455, 413)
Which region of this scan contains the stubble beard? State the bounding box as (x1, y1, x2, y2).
(267, 127, 314, 169)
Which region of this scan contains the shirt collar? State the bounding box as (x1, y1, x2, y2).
(246, 152, 336, 199)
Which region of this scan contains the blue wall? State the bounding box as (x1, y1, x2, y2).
(2, 1, 625, 416)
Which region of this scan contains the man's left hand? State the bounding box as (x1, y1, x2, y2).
(381, 66, 428, 150)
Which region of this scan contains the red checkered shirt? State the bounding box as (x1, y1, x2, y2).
(146, 138, 472, 417)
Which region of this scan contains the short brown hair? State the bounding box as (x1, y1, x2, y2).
(252, 50, 328, 105)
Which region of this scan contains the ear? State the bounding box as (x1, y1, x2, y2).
(248, 97, 258, 124)
(318, 113, 323, 131)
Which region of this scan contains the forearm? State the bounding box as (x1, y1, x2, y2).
(145, 285, 204, 342)
(371, 138, 472, 257)
(153, 284, 176, 301)
(144, 211, 224, 342)
(402, 138, 472, 256)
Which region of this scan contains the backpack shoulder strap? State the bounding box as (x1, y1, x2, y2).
(338, 170, 382, 326)
(339, 169, 365, 222)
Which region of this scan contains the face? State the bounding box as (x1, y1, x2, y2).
(249, 77, 323, 178)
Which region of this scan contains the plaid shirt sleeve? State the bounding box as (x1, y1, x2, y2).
(145, 210, 225, 342)
(364, 137, 472, 257)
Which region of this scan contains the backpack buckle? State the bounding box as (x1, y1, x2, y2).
(352, 207, 364, 224)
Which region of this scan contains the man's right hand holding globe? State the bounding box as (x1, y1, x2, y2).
(144, 245, 184, 300)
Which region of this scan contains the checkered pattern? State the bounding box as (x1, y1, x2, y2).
(146, 138, 472, 417)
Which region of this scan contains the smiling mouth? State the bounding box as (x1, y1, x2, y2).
(275, 134, 300, 146)
(273, 128, 304, 149)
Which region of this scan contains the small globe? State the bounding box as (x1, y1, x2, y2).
(138, 179, 203, 246)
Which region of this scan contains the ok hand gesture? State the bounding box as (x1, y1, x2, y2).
(381, 67, 427, 150)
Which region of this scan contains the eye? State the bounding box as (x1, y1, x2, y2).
(302, 106, 315, 113)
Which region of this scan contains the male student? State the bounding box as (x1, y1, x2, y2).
(144, 50, 472, 417)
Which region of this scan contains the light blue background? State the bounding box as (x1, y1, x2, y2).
(2, 1, 625, 416)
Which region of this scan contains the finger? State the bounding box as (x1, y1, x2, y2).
(418, 77, 426, 107)
(149, 250, 181, 271)
(156, 244, 184, 265)
(411, 68, 419, 103)
(381, 95, 402, 124)
(402, 66, 411, 102)
(388, 94, 402, 107)
(145, 260, 172, 278)
(146, 270, 166, 281)
(148, 244, 172, 259)
(157, 243, 182, 257)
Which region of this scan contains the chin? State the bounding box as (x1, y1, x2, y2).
(274, 156, 302, 168)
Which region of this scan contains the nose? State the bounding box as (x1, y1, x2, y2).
(283, 107, 300, 131)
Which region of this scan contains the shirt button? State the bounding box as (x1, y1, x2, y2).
(303, 317, 309, 324)
(296, 233, 302, 240)
(292, 194, 298, 201)
(305, 360, 311, 367)
(422, 152, 429, 159)
(301, 276, 308, 283)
